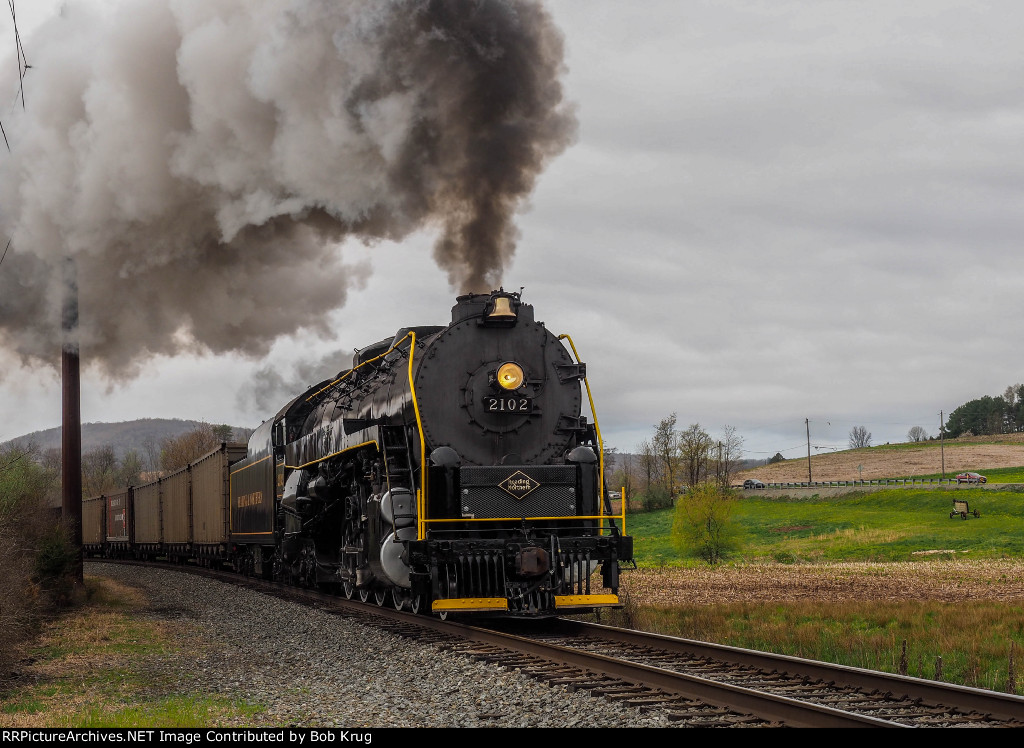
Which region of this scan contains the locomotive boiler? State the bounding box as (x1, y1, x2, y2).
(228, 288, 632, 616)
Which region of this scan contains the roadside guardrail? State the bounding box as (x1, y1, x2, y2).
(735, 478, 975, 489)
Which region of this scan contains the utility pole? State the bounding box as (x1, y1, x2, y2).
(806, 418, 812, 483)
(62, 257, 83, 587)
(939, 410, 945, 479)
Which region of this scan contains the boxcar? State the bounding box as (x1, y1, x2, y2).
(191, 443, 247, 563)
(105, 488, 132, 556)
(82, 495, 106, 557)
(133, 479, 162, 557)
(162, 463, 191, 560)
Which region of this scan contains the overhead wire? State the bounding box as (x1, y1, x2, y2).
(0, 0, 27, 269)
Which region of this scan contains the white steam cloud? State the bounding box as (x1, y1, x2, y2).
(0, 0, 576, 377)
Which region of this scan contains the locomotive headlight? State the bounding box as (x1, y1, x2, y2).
(496, 362, 525, 390)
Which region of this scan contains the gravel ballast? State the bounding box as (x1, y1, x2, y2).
(86, 562, 676, 728)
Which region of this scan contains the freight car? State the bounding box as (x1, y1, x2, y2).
(83, 442, 246, 565)
(84, 289, 632, 618)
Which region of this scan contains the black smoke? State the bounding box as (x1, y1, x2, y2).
(0, 0, 576, 377)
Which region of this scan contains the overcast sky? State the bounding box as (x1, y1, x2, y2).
(2, 0, 1022, 464)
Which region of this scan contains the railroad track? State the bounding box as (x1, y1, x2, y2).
(87, 559, 1024, 728)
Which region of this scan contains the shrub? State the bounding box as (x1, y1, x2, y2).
(0, 442, 62, 671)
(670, 482, 743, 564)
(33, 522, 78, 606)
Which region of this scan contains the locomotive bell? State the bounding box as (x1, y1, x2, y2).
(487, 295, 516, 320)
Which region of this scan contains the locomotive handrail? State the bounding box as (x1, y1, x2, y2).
(304, 333, 410, 402)
(298, 329, 429, 540)
(557, 334, 613, 531)
(284, 439, 379, 471)
(406, 331, 428, 541)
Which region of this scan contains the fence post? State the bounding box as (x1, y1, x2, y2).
(1010, 642, 1017, 695)
(899, 640, 908, 676)
(935, 655, 943, 682)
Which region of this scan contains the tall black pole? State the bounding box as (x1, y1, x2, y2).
(805, 418, 812, 483)
(61, 256, 83, 586)
(940, 410, 945, 479)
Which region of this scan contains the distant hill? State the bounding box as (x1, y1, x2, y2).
(3, 418, 254, 462)
(734, 434, 1024, 482)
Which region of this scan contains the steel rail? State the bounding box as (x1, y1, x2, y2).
(549, 618, 1024, 723)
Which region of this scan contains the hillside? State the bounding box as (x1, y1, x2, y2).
(3, 418, 254, 461)
(735, 433, 1024, 482)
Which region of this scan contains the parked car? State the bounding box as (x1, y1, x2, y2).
(955, 472, 987, 484)
(607, 490, 622, 500)
(743, 479, 767, 490)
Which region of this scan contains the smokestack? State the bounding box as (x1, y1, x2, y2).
(61, 256, 83, 587)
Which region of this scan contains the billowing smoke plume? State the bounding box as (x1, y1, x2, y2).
(238, 347, 351, 414)
(0, 0, 576, 377)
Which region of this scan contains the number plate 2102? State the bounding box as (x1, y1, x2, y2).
(483, 395, 533, 413)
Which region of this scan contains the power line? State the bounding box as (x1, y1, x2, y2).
(0, 1, 28, 268)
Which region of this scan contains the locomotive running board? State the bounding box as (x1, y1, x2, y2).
(554, 594, 621, 609)
(432, 597, 509, 612)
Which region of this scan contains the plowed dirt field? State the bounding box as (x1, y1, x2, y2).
(621, 561, 1024, 606)
(734, 434, 1024, 483)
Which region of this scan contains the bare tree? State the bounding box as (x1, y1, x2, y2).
(678, 423, 713, 489)
(117, 450, 143, 487)
(636, 439, 658, 497)
(849, 425, 872, 449)
(651, 413, 679, 497)
(160, 423, 222, 472)
(140, 437, 162, 472)
(715, 425, 744, 488)
(907, 426, 929, 443)
(81, 446, 119, 497)
(608, 449, 635, 503)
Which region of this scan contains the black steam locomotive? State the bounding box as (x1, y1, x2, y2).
(84, 289, 632, 618)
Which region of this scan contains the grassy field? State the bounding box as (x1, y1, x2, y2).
(627, 485, 1024, 566)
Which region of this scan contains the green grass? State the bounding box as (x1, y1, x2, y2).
(632, 599, 1024, 693)
(890, 466, 1024, 483)
(0, 577, 277, 728)
(627, 486, 1024, 566)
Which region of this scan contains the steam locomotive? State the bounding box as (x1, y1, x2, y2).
(84, 289, 632, 618)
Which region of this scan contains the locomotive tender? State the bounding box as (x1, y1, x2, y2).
(85, 289, 632, 618)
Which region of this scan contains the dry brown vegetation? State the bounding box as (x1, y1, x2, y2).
(735, 433, 1024, 483)
(620, 560, 1024, 607)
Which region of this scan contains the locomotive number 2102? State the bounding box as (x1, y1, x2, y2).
(483, 395, 533, 412)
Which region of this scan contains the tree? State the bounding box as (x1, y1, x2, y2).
(651, 413, 679, 498)
(768, 452, 785, 464)
(670, 482, 741, 564)
(714, 425, 744, 489)
(160, 422, 222, 472)
(678, 423, 712, 488)
(140, 437, 162, 472)
(212, 424, 235, 442)
(607, 449, 635, 505)
(946, 395, 1011, 437)
(849, 426, 872, 449)
(907, 426, 929, 443)
(117, 450, 143, 488)
(0, 442, 71, 671)
(81, 446, 119, 497)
